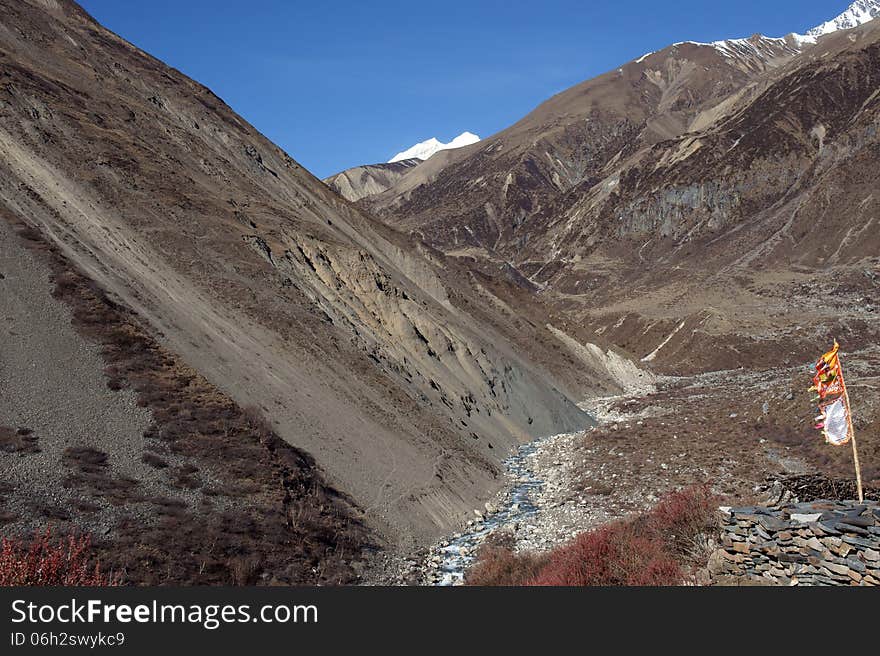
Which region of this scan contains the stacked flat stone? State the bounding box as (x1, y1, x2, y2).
(713, 500, 880, 586)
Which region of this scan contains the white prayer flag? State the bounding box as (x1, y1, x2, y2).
(822, 397, 850, 446)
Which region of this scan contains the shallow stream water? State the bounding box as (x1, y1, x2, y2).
(434, 438, 549, 585)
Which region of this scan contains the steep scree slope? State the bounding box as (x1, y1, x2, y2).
(0, 0, 594, 545)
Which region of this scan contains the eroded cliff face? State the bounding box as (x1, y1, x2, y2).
(551, 26, 880, 268)
(592, 34, 880, 249)
(0, 0, 596, 545)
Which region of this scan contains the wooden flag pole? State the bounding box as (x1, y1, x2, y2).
(837, 352, 864, 503)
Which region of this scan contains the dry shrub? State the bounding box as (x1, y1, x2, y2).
(228, 555, 261, 585)
(528, 523, 682, 586)
(170, 471, 200, 490)
(532, 485, 716, 586)
(62, 446, 143, 506)
(14, 225, 43, 244)
(141, 452, 168, 469)
(35, 504, 71, 521)
(466, 533, 549, 586)
(50, 270, 81, 298)
(0, 528, 120, 586)
(642, 484, 717, 555)
(63, 446, 109, 472)
(468, 485, 717, 586)
(0, 427, 39, 454)
(150, 496, 187, 518)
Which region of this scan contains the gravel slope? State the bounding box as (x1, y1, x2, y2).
(0, 218, 154, 535)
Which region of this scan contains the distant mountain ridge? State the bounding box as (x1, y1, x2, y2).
(329, 2, 880, 209)
(640, 0, 880, 58)
(324, 132, 482, 202)
(359, 0, 880, 375)
(324, 158, 421, 202)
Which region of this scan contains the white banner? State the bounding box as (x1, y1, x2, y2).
(823, 397, 850, 446)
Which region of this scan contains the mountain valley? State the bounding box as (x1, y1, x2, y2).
(1, 0, 879, 585)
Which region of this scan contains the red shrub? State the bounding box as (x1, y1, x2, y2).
(529, 523, 683, 586)
(0, 528, 120, 586)
(643, 484, 716, 553)
(466, 535, 549, 586)
(468, 485, 717, 586)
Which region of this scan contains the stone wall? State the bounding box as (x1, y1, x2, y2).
(711, 500, 880, 586)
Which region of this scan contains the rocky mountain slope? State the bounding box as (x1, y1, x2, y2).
(324, 157, 421, 202)
(364, 34, 804, 245)
(324, 132, 482, 202)
(364, 2, 880, 374)
(0, 0, 605, 549)
(550, 19, 880, 371)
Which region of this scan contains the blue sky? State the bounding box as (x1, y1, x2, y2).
(78, 0, 852, 178)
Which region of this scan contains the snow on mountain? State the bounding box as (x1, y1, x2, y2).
(805, 0, 880, 38)
(637, 1, 880, 62)
(708, 35, 799, 61)
(389, 131, 480, 163)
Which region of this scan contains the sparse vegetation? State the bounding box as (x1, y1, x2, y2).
(61, 445, 143, 507)
(141, 452, 169, 469)
(0, 426, 39, 454)
(465, 532, 549, 586)
(531, 524, 682, 586)
(63, 446, 109, 472)
(0, 528, 120, 586)
(573, 477, 613, 496)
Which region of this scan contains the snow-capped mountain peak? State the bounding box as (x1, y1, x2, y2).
(389, 131, 480, 163)
(805, 0, 880, 38)
(638, 1, 880, 63)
